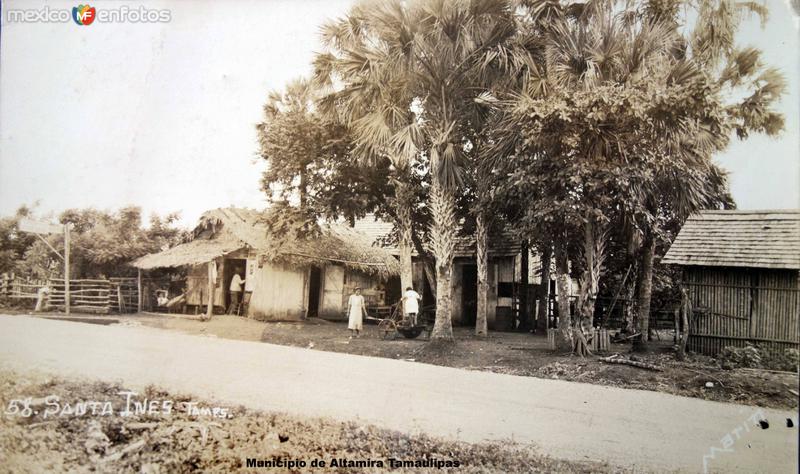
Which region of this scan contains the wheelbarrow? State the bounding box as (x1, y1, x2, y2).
(368, 301, 427, 340)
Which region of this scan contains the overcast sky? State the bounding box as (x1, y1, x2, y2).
(1, 0, 798, 228)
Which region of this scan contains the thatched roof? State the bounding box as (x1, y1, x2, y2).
(662, 210, 800, 270)
(132, 208, 400, 277)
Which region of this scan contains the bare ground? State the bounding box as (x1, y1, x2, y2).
(0, 369, 613, 473)
(118, 313, 800, 411)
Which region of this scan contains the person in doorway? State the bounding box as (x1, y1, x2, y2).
(346, 287, 367, 338)
(228, 268, 245, 314)
(402, 286, 422, 326)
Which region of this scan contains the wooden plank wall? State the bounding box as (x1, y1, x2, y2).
(247, 260, 306, 321)
(686, 266, 800, 355)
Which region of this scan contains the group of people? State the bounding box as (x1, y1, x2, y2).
(346, 286, 421, 338)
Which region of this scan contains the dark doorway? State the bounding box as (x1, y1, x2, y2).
(223, 258, 247, 309)
(385, 275, 401, 306)
(461, 264, 478, 327)
(307, 267, 322, 317)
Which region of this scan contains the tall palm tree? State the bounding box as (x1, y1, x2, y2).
(314, 0, 526, 339)
(628, 0, 786, 347)
(489, 0, 748, 352)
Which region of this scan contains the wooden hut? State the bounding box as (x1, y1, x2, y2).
(662, 210, 800, 356)
(354, 216, 547, 330)
(132, 208, 400, 321)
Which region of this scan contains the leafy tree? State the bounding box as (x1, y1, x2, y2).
(490, 0, 745, 353)
(256, 78, 391, 226)
(0, 206, 37, 276)
(625, 0, 785, 348)
(15, 207, 187, 280)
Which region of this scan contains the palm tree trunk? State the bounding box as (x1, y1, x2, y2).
(429, 182, 456, 340)
(554, 241, 573, 352)
(633, 231, 656, 351)
(475, 211, 489, 336)
(395, 182, 414, 294)
(536, 246, 551, 332)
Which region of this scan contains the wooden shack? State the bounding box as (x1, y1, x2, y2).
(662, 210, 800, 356)
(132, 208, 399, 321)
(354, 216, 546, 330)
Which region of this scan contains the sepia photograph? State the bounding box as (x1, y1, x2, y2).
(0, 0, 798, 472)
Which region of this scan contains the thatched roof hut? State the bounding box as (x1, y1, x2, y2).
(132, 208, 400, 321)
(132, 208, 400, 278)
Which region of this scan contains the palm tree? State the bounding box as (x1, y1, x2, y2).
(628, 0, 786, 348)
(314, 0, 526, 339)
(489, 0, 751, 352)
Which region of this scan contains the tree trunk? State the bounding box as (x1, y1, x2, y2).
(554, 241, 573, 352)
(577, 218, 606, 330)
(623, 265, 637, 332)
(299, 167, 308, 209)
(429, 182, 456, 340)
(518, 240, 530, 332)
(677, 286, 692, 360)
(572, 219, 605, 356)
(395, 182, 414, 294)
(536, 246, 551, 332)
(475, 211, 489, 336)
(633, 231, 656, 351)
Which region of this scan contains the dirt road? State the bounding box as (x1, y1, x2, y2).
(0, 315, 796, 473)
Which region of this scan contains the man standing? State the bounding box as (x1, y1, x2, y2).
(402, 286, 421, 326)
(346, 287, 367, 338)
(228, 268, 245, 314)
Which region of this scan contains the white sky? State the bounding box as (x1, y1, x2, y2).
(1, 0, 798, 228)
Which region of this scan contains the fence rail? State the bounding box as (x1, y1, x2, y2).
(685, 274, 800, 356)
(1, 274, 139, 314)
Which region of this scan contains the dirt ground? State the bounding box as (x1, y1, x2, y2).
(5, 309, 797, 411)
(111, 313, 800, 411)
(0, 369, 613, 473)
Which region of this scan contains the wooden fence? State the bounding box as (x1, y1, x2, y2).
(1, 275, 139, 314)
(685, 268, 800, 356)
(547, 327, 610, 351)
(0, 275, 49, 300)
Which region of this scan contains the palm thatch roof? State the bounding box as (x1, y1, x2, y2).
(132, 208, 400, 277)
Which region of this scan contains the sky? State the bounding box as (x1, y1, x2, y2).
(0, 0, 798, 229)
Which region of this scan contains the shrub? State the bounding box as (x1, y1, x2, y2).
(718, 344, 799, 372)
(760, 348, 800, 372)
(718, 343, 761, 369)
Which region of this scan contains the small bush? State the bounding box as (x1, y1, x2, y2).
(761, 348, 800, 372)
(719, 344, 799, 372)
(718, 343, 761, 369)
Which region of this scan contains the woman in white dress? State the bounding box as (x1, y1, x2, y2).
(347, 287, 367, 338)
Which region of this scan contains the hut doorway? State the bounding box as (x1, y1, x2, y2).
(307, 266, 322, 317)
(461, 264, 478, 327)
(223, 258, 247, 309)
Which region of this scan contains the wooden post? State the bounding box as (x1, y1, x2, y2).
(137, 269, 143, 313)
(64, 224, 70, 316)
(206, 261, 214, 320)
